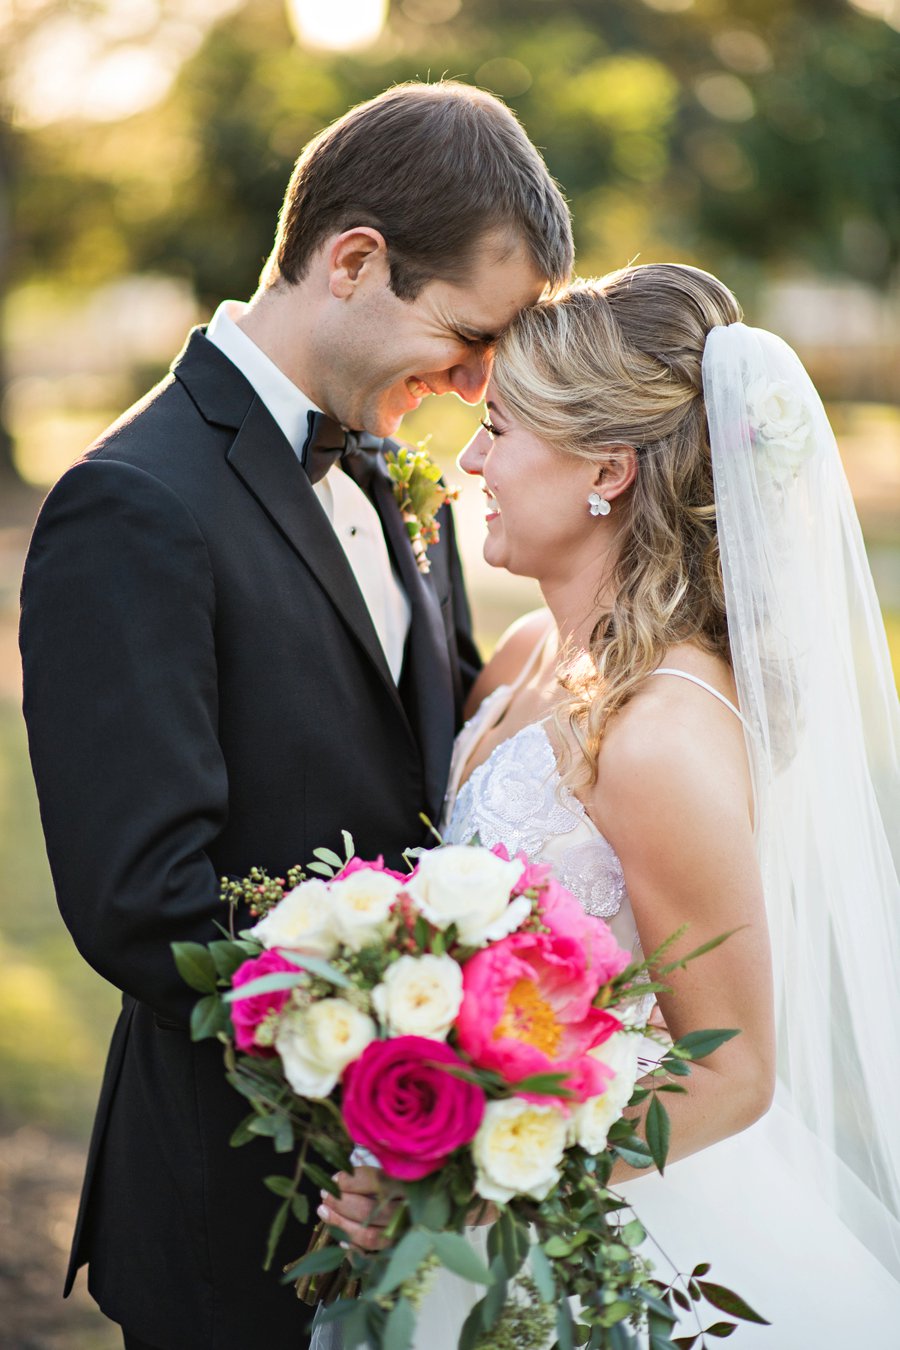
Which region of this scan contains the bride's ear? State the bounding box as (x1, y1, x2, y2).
(591, 446, 638, 504)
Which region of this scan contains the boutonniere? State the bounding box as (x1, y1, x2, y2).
(385, 438, 459, 574)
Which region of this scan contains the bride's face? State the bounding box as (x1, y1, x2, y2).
(457, 383, 602, 581)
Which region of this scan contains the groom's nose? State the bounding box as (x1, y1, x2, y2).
(447, 348, 493, 405)
(457, 427, 489, 476)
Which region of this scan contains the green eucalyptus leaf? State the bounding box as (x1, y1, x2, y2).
(374, 1230, 434, 1296)
(313, 847, 345, 869)
(229, 1114, 256, 1148)
(672, 1338, 699, 1349)
(674, 1029, 740, 1061)
(529, 1242, 555, 1302)
(303, 1161, 340, 1195)
(274, 1116, 294, 1153)
(282, 1245, 347, 1281)
(172, 942, 218, 993)
(695, 1282, 769, 1325)
(459, 1300, 487, 1350)
(705, 1324, 738, 1339)
(691, 1263, 711, 1278)
(431, 1232, 494, 1285)
(263, 1198, 289, 1271)
(612, 1144, 654, 1170)
(291, 1193, 309, 1225)
(556, 1297, 574, 1350)
(264, 1174, 295, 1198)
(278, 952, 353, 989)
(307, 861, 336, 877)
(223, 971, 308, 1002)
(646, 1096, 671, 1173)
(384, 1297, 415, 1350)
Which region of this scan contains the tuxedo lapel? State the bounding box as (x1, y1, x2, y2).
(225, 398, 405, 708)
(364, 459, 456, 822)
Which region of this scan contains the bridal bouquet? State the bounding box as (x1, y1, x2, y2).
(174, 838, 766, 1349)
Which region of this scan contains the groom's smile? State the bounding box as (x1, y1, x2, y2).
(318, 229, 547, 437)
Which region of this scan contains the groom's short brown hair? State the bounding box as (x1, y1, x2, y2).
(263, 81, 573, 299)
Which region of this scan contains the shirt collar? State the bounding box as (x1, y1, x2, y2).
(206, 300, 320, 457)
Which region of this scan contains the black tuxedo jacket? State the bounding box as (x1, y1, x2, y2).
(19, 329, 481, 1349)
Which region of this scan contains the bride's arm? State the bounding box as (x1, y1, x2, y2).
(462, 607, 552, 719)
(586, 680, 775, 1182)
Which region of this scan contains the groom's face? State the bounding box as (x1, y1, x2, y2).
(321, 233, 546, 436)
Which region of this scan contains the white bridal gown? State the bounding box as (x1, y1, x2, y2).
(432, 649, 900, 1348)
(311, 648, 900, 1349)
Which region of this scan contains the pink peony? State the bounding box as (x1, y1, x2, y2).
(341, 1036, 486, 1179)
(230, 950, 297, 1057)
(337, 855, 409, 883)
(454, 887, 630, 1105)
(489, 843, 555, 896)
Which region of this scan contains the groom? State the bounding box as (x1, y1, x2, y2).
(19, 82, 572, 1350)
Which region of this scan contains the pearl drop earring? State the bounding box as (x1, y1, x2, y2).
(588, 492, 611, 517)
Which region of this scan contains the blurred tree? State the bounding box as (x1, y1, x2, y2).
(3, 0, 899, 478)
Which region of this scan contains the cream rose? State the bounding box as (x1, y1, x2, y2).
(746, 377, 814, 477)
(568, 1032, 641, 1155)
(250, 878, 338, 957)
(274, 999, 377, 1099)
(405, 845, 528, 947)
(328, 868, 404, 951)
(473, 1097, 568, 1203)
(372, 954, 464, 1041)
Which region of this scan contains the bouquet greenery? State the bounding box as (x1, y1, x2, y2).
(173, 835, 766, 1349)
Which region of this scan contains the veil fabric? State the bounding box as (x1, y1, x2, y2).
(702, 322, 900, 1279)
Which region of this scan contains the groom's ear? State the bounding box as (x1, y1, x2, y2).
(591, 446, 638, 503)
(328, 228, 389, 298)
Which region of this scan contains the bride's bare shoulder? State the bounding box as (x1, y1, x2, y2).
(463, 608, 553, 719)
(587, 643, 752, 838)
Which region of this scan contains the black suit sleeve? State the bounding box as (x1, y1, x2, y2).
(439, 501, 482, 712)
(20, 457, 228, 1025)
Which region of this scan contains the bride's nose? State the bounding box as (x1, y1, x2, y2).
(456, 426, 489, 476)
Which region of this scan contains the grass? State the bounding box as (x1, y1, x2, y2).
(0, 701, 119, 1140)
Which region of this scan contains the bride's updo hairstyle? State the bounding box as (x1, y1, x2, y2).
(492, 262, 743, 786)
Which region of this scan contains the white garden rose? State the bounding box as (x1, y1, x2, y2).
(274, 999, 377, 1099)
(328, 868, 404, 951)
(568, 1032, 641, 1155)
(250, 879, 338, 957)
(405, 845, 528, 947)
(746, 377, 814, 477)
(371, 954, 464, 1041)
(473, 1097, 568, 1203)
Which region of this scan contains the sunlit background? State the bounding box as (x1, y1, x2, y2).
(0, 1, 898, 1343)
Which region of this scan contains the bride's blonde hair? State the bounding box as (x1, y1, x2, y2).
(492, 262, 743, 786)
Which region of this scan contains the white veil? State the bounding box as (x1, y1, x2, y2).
(702, 322, 900, 1279)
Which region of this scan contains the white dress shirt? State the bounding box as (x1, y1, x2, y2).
(206, 301, 411, 683)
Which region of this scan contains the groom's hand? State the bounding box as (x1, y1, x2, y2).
(318, 1167, 400, 1252)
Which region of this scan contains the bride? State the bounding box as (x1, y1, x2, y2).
(319, 263, 900, 1345)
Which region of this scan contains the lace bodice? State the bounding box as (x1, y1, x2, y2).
(441, 676, 642, 960)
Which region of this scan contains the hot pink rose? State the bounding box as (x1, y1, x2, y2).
(337, 855, 409, 883)
(230, 950, 297, 1057)
(454, 892, 630, 1104)
(341, 1036, 485, 1179)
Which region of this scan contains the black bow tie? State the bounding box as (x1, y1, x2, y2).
(300, 410, 381, 487)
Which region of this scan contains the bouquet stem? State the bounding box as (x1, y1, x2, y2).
(290, 1222, 356, 1306)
